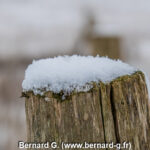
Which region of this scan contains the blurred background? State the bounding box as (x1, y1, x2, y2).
(0, 0, 150, 149)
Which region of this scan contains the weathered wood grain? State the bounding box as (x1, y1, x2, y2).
(24, 71, 150, 150)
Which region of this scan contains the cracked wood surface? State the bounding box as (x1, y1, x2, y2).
(25, 71, 150, 150)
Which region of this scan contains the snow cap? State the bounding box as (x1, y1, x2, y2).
(22, 55, 139, 96)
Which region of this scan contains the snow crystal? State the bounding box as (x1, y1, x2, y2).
(22, 55, 148, 97)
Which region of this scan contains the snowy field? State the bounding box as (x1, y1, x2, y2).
(1, 1, 150, 150)
(0, 0, 150, 61)
(0, 0, 150, 74)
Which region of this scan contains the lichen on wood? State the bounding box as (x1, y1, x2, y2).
(24, 71, 150, 150)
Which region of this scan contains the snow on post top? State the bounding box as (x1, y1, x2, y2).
(22, 55, 137, 95)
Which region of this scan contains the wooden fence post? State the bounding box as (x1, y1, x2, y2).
(90, 37, 120, 59)
(23, 71, 150, 150)
(72, 14, 121, 60)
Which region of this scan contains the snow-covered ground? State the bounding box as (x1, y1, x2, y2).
(1, 2, 150, 149)
(0, 0, 84, 59)
(0, 0, 150, 59)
